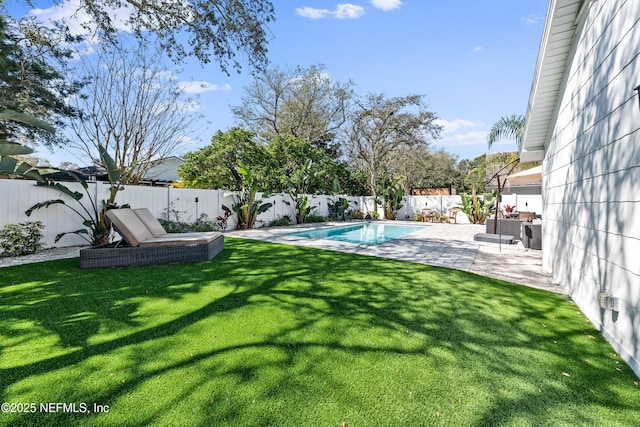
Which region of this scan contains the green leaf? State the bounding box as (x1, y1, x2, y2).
(0, 156, 19, 173)
(0, 156, 44, 181)
(257, 202, 273, 215)
(35, 180, 84, 201)
(99, 145, 121, 184)
(0, 141, 34, 155)
(54, 229, 88, 243)
(0, 110, 55, 133)
(26, 199, 66, 216)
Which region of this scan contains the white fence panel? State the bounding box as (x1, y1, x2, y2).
(1, 179, 470, 248)
(0, 180, 112, 247)
(500, 193, 542, 216)
(118, 185, 171, 219)
(399, 195, 463, 219)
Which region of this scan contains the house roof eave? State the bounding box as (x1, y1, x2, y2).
(521, 0, 586, 160)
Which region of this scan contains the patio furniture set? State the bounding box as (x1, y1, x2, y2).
(484, 212, 542, 250)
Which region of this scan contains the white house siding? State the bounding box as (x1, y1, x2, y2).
(542, 0, 640, 375)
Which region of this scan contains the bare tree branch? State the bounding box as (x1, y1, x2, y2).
(66, 38, 198, 183)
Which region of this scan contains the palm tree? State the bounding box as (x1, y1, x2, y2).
(486, 114, 526, 234)
(487, 114, 525, 149)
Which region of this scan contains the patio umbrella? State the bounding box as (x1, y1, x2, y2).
(505, 165, 542, 186)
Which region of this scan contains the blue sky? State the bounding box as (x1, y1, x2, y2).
(14, 0, 549, 166)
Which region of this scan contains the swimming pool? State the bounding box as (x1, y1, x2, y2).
(289, 222, 427, 245)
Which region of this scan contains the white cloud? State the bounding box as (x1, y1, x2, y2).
(521, 14, 543, 25)
(295, 7, 332, 19)
(335, 3, 365, 19)
(436, 118, 484, 134)
(437, 130, 488, 147)
(472, 46, 484, 52)
(370, 0, 403, 11)
(433, 119, 488, 147)
(296, 3, 365, 20)
(177, 81, 232, 94)
(176, 135, 197, 146)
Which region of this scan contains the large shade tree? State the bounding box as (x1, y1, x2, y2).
(178, 128, 365, 195)
(346, 93, 441, 205)
(0, 13, 82, 149)
(66, 0, 275, 72)
(177, 128, 269, 190)
(265, 135, 327, 193)
(386, 145, 459, 193)
(232, 64, 354, 157)
(454, 154, 486, 194)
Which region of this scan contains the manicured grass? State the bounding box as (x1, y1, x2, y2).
(0, 237, 638, 426)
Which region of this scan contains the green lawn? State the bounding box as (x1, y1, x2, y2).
(0, 237, 638, 426)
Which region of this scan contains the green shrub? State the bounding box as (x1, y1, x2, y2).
(351, 209, 364, 219)
(366, 211, 379, 219)
(158, 214, 216, 233)
(306, 215, 326, 223)
(269, 216, 291, 227)
(0, 221, 45, 257)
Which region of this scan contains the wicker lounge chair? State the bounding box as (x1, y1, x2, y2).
(79, 208, 224, 268)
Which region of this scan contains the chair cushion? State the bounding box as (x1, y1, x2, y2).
(106, 209, 154, 247)
(133, 208, 167, 237)
(139, 232, 222, 247)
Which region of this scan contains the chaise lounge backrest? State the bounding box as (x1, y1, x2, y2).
(132, 208, 167, 237)
(106, 208, 223, 248)
(106, 208, 155, 247)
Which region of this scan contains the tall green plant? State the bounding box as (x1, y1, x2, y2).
(376, 175, 404, 220)
(283, 159, 317, 224)
(0, 110, 51, 180)
(225, 164, 273, 229)
(25, 145, 126, 245)
(327, 197, 349, 221)
(459, 191, 496, 225)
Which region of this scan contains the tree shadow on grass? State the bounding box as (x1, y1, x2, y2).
(1, 237, 639, 425)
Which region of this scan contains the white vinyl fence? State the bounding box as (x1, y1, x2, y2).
(0, 179, 464, 248)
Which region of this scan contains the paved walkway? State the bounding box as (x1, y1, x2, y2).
(0, 221, 565, 294)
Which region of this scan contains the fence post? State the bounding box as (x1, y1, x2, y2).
(166, 186, 171, 220)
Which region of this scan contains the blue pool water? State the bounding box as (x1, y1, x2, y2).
(289, 222, 427, 245)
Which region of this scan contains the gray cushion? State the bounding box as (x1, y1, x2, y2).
(106, 209, 154, 247)
(139, 232, 222, 247)
(133, 208, 167, 237)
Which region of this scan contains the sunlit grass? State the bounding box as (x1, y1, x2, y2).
(0, 237, 638, 426)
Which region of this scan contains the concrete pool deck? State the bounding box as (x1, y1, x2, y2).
(0, 221, 565, 294)
(226, 221, 565, 294)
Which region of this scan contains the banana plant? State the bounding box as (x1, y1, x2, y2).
(283, 159, 317, 224)
(327, 196, 349, 221)
(0, 109, 52, 180)
(376, 175, 404, 220)
(224, 163, 272, 229)
(25, 145, 126, 246)
(459, 190, 496, 224)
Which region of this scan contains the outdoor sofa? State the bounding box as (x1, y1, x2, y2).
(79, 208, 224, 268)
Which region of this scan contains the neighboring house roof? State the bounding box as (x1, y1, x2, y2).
(521, 0, 586, 162)
(42, 166, 107, 182)
(140, 156, 183, 184)
(42, 157, 183, 185)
